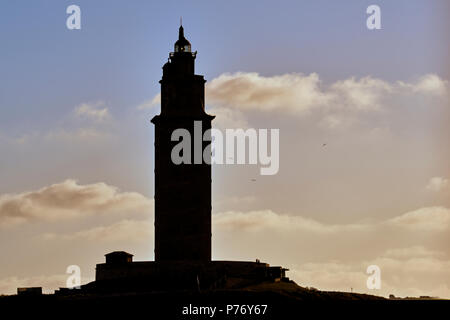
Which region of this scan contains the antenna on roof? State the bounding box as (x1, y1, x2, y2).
(180, 16, 182, 27)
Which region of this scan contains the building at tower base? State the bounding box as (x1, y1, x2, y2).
(54, 252, 288, 295)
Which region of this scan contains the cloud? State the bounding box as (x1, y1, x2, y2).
(0, 180, 153, 227)
(137, 99, 249, 129)
(208, 107, 249, 129)
(318, 114, 360, 130)
(214, 206, 450, 235)
(137, 96, 161, 110)
(387, 206, 450, 232)
(214, 195, 257, 207)
(44, 128, 110, 142)
(0, 274, 93, 295)
(212, 207, 450, 298)
(206, 72, 448, 114)
(399, 74, 449, 96)
(329, 76, 393, 111)
(289, 254, 450, 299)
(2, 204, 449, 297)
(207, 72, 330, 113)
(74, 102, 110, 121)
(0, 128, 110, 146)
(426, 177, 449, 192)
(143, 72, 448, 130)
(383, 246, 444, 260)
(42, 219, 152, 243)
(0, 102, 113, 147)
(213, 210, 367, 234)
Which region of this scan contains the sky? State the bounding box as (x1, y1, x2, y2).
(0, 0, 449, 298)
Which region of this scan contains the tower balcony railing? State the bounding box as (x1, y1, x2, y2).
(169, 51, 197, 59)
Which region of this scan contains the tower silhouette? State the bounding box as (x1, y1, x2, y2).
(151, 25, 214, 261)
(52, 25, 288, 296)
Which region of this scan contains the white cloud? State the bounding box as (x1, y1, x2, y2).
(0, 180, 153, 227)
(318, 114, 360, 130)
(399, 74, 449, 96)
(383, 246, 443, 260)
(329, 76, 393, 111)
(208, 107, 249, 129)
(206, 72, 448, 115)
(214, 206, 450, 235)
(0, 103, 113, 147)
(426, 177, 449, 192)
(74, 102, 110, 121)
(387, 206, 450, 232)
(2, 204, 449, 297)
(137, 96, 161, 110)
(140, 72, 448, 133)
(212, 207, 450, 298)
(213, 210, 367, 234)
(207, 72, 329, 113)
(144, 72, 448, 130)
(289, 255, 450, 299)
(42, 219, 152, 243)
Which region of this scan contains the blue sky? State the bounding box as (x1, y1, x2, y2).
(1, 0, 448, 133)
(0, 1, 449, 298)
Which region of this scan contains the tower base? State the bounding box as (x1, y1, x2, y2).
(56, 256, 289, 295)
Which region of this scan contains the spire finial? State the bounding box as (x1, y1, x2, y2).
(178, 18, 184, 40)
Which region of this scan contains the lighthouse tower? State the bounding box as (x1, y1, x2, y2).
(80, 25, 289, 293)
(151, 25, 214, 262)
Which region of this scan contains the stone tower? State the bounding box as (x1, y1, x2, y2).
(151, 25, 214, 261)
